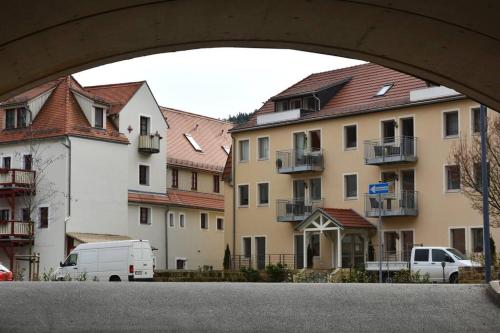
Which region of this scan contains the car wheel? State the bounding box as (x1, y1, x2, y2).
(449, 273, 458, 284)
(109, 275, 121, 282)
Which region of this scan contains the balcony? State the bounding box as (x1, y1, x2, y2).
(276, 149, 324, 174)
(0, 220, 33, 238)
(138, 134, 161, 154)
(0, 168, 35, 192)
(364, 136, 417, 165)
(276, 198, 324, 222)
(364, 191, 418, 218)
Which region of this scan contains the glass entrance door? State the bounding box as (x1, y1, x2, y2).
(255, 237, 266, 270)
(401, 230, 414, 261)
(294, 235, 304, 269)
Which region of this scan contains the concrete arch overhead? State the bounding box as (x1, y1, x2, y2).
(2, 1, 500, 110)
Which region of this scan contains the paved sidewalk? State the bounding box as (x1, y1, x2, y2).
(0, 282, 499, 332)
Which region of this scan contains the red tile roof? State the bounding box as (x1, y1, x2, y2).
(222, 146, 232, 182)
(85, 81, 144, 115)
(0, 76, 128, 144)
(128, 189, 224, 211)
(232, 63, 432, 131)
(322, 208, 375, 229)
(161, 107, 232, 173)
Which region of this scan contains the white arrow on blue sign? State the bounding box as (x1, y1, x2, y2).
(368, 182, 390, 195)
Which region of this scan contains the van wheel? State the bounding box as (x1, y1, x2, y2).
(449, 273, 458, 284)
(109, 275, 121, 282)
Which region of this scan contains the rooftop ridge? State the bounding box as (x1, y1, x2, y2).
(84, 81, 145, 89)
(308, 62, 372, 77)
(161, 106, 232, 125)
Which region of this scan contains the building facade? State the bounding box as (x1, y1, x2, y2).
(224, 63, 500, 271)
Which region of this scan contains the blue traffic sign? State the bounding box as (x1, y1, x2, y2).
(368, 182, 389, 195)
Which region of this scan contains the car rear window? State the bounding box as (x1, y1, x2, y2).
(414, 249, 429, 262)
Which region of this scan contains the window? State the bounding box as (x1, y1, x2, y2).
(213, 175, 220, 193)
(0, 209, 9, 221)
(176, 259, 186, 270)
(311, 234, 320, 257)
(309, 178, 321, 201)
(2, 156, 11, 169)
(344, 174, 357, 199)
(375, 84, 393, 96)
(258, 137, 269, 160)
(39, 207, 48, 228)
(474, 162, 489, 188)
(413, 249, 429, 262)
(450, 228, 466, 254)
(238, 139, 249, 162)
(384, 232, 398, 252)
(444, 111, 459, 137)
(432, 249, 448, 262)
(23, 154, 32, 171)
(94, 107, 104, 129)
(140, 116, 150, 135)
(290, 99, 302, 109)
(257, 183, 269, 206)
(17, 108, 28, 128)
(184, 133, 203, 152)
(243, 237, 251, 258)
(309, 130, 321, 152)
(169, 212, 175, 228)
(472, 107, 481, 134)
(5, 109, 15, 129)
(445, 165, 460, 191)
(171, 169, 178, 188)
(65, 253, 78, 267)
(217, 218, 224, 230)
(471, 228, 483, 252)
(344, 125, 357, 149)
(276, 100, 289, 112)
(222, 145, 230, 154)
(139, 165, 149, 185)
(382, 120, 396, 143)
(22, 208, 30, 222)
(238, 184, 249, 207)
(191, 172, 198, 190)
(200, 213, 208, 229)
(304, 96, 316, 111)
(179, 214, 185, 229)
(139, 207, 150, 225)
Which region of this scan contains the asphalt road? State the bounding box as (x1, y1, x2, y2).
(0, 282, 498, 332)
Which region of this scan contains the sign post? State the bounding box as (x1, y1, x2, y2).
(369, 182, 389, 283)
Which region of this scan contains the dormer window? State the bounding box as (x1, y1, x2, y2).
(5, 107, 28, 130)
(290, 99, 302, 109)
(94, 107, 104, 129)
(5, 109, 15, 129)
(276, 100, 290, 112)
(375, 84, 393, 97)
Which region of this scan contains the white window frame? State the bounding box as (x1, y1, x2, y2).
(256, 181, 270, 207)
(442, 109, 460, 139)
(257, 136, 270, 161)
(443, 164, 461, 193)
(237, 183, 250, 208)
(241, 236, 252, 257)
(200, 211, 209, 230)
(343, 172, 358, 200)
(139, 114, 151, 135)
(238, 138, 250, 163)
(38, 204, 50, 229)
(168, 211, 175, 228)
(216, 216, 224, 231)
(469, 105, 481, 135)
(138, 163, 151, 186)
(469, 226, 484, 254)
(308, 177, 322, 202)
(178, 212, 186, 229)
(175, 257, 187, 270)
(448, 226, 468, 254)
(342, 123, 358, 151)
(93, 106, 106, 129)
(138, 206, 152, 226)
(1, 154, 12, 169)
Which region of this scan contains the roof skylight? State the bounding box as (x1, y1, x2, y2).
(375, 84, 393, 97)
(222, 145, 230, 154)
(184, 133, 203, 152)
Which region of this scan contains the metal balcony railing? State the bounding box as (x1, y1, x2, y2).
(0, 220, 33, 238)
(276, 149, 324, 174)
(0, 168, 35, 189)
(138, 134, 161, 154)
(276, 198, 324, 222)
(364, 136, 417, 165)
(364, 191, 418, 217)
(231, 254, 298, 271)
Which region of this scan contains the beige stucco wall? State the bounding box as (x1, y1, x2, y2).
(167, 166, 224, 195)
(226, 99, 500, 265)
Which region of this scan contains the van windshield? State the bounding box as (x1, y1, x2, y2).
(447, 248, 466, 260)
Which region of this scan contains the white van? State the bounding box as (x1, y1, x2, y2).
(56, 240, 155, 282)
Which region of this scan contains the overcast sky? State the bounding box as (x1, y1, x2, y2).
(74, 48, 363, 119)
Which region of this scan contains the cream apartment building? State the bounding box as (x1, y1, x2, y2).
(224, 63, 500, 271)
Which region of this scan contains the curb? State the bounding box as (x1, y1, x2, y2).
(487, 280, 500, 307)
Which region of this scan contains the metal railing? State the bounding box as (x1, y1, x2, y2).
(0, 168, 35, 188)
(276, 149, 323, 173)
(0, 220, 33, 237)
(364, 191, 418, 217)
(231, 254, 298, 270)
(138, 134, 161, 153)
(364, 136, 417, 165)
(276, 198, 324, 222)
(367, 250, 413, 263)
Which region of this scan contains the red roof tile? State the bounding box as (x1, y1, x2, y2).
(161, 107, 232, 173)
(322, 208, 375, 229)
(85, 81, 144, 115)
(128, 189, 224, 211)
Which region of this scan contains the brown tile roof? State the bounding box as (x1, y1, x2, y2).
(161, 107, 232, 173)
(128, 189, 224, 211)
(85, 81, 144, 115)
(322, 208, 375, 229)
(232, 63, 431, 131)
(222, 146, 232, 182)
(66, 232, 131, 243)
(0, 76, 129, 144)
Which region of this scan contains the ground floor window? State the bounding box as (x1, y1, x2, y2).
(450, 228, 466, 254)
(176, 258, 186, 270)
(341, 234, 365, 268)
(216, 217, 224, 230)
(139, 207, 151, 225)
(470, 228, 483, 253)
(243, 237, 251, 258)
(200, 213, 208, 229)
(384, 231, 398, 256)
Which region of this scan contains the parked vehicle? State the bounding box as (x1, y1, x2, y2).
(56, 240, 155, 282)
(0, 263, 13, 281)
(365, 246, 481, 283)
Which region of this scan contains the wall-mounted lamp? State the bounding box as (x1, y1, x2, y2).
(127, 125, 133, 133)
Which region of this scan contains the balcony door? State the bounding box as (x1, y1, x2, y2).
(293, 180, 306, 215)
(294, 235, 304, 269)
(400, 117, 414, 155)
(401, 230, 414, 261)
(293, 132, 307, 165)
(401, 170, 415, 209)
(255, 237, 266, 270)
(381, 120, 396, 143)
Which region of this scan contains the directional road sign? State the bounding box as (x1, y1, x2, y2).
(368, 182, 389, 195)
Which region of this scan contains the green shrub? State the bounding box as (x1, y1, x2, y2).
(392, 269, 430, 283)
(240, 267, 260, 282)
(293, 270, 329, 283)
(265, 263, 292, 282)
(341, 267, 374, 283)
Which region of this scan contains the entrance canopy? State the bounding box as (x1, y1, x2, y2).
(66, 232, 131, 244)
(296, 208, 375, 231)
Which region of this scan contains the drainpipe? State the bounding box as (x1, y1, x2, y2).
(313, 94, 321, 111)
(164, 207, 170, 270)
(62, 136, 72, 256)
(232, 136, 236, 258)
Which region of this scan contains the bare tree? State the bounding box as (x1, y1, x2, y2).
(450, 116, 500, 228)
